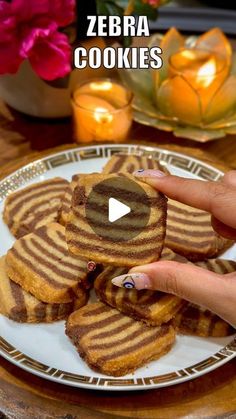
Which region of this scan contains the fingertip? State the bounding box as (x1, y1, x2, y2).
(222, 170, 236, 188)
(133, 169, 167, 179)
(211, 215, 236, 240)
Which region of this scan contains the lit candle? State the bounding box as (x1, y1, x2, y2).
(169, 48, 229, 112)
(72, 79, 133, 143)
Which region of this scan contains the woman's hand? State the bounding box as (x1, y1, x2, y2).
(112, 170, 236, 327)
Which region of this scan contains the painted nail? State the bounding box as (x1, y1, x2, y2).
(134, 169, 166, 178)
(111, 273, 151, 290)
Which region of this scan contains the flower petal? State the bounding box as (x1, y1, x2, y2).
(195, 28, 232, 64)
(47, 0, 76, 27)
(29, 31, 71, 80)
(0, 2, 22, 74)
(19, 19, 57, 58)
(204, 75, 236, 124)
(11, 0, 75, 27)
(0, 42, 22, 74)
(159, 28, 185, 82)
(157, 75, 202, 125)
(0, 1, 17, 41)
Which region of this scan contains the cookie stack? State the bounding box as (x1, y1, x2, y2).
(66, 245, 235, 376)
(1, 154, 235, 377)
(1, 179, 89, 323)
(0, 256, 87, 323)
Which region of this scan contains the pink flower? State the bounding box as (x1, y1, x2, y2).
(142, 0, 161, 7)
(0, 0, 75, 80)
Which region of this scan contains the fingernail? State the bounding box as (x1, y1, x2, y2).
(134, 169, 166, 178)
(111, 273, 151, 290)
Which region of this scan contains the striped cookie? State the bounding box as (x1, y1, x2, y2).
(95, 247, 236, 329)
(175, 303, 234, 337)
(165, 202, 232, 261)
(6, 223, 89, 304)
(103, 153, 232, 260)
(3, 177, 69, 238)
(95, 248, 186, 326)
(103, 153, 163, 174)
(170, 253, 236, 337)
(60, 174, 80, 225)
(65, 302, 176, 376)
(66, 173, 167, 267)
(0, 256, 88, 323)
(196, 258, 236, 273)
(60, 155, 164, 226)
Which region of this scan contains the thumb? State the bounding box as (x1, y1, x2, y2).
(111, 261, 235, 326)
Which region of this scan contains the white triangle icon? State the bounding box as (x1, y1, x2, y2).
(108, 198, 131, 223)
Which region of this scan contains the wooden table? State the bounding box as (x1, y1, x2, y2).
(0, 107, 236, 418)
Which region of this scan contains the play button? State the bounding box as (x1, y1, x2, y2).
(85, 175, 151, 242)
(108, 198, 131, 223)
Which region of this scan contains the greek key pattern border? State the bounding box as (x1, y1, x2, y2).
(0, 335, 235, 388)
(0, 144, 223, 201)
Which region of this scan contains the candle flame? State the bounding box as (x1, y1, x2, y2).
(197, 58, 217, 88)
(180, 50, 196, 60)
(94, 107, 113, 124)
(90, 81, 113, 91)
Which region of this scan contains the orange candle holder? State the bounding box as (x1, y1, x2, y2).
(168, 48, 229, 116)
(71, 79, 133, 143)
(121, 27, 236, 142)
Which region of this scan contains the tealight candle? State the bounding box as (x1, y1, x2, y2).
(72, 79, 133, 143)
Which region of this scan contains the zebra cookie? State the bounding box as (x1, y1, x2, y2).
(65, 302, 176, 376)
(95, 248, 186, 326)
(175, 303, 234, 337)
(0, 256, 88, 323)
(6, 223, 89, 304)
(66, 173, 167, 267)
(60, 174, 80, 226)
(95, 248, 236, 327)
(196, 258, 236, 274)
(3, 177, 69, 239)
(173, 255, 236, 337)
(103, 153, 232, 260)
(103, 152, 164, 174)
(165, 201, 232, 261)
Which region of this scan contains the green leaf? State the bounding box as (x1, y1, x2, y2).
(134, 0, 159, 20)
(122, 36, 132, 47)
(96, 0, 127, 45)
(96, 0, 123, 16)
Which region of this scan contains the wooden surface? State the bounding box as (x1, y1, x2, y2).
(0, 107, 236, 419)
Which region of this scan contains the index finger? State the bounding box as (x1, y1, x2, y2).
(134, 171, 236, 229)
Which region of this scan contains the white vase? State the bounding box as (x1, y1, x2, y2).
(0, 38, 115, 118)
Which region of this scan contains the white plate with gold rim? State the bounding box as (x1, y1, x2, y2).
(0, 144, 235, 391)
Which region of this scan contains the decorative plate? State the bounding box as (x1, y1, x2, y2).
(0, 144, 235, 391)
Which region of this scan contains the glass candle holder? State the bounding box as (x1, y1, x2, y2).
(168, 48, 229, 114)
(72, 79, 133, 143)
